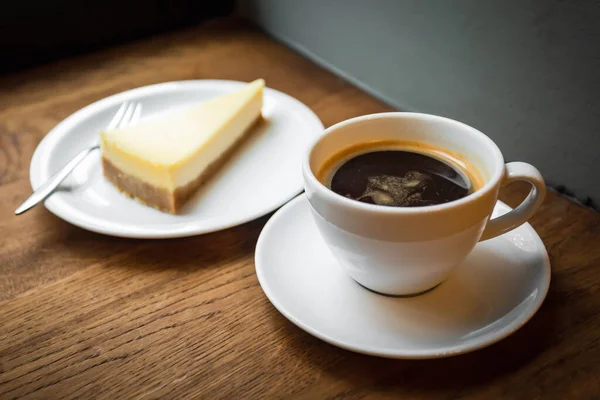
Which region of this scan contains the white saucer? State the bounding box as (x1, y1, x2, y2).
(255, 194, 551, 359)
(29, 80, 323, 238)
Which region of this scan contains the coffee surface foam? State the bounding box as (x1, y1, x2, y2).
(318, 141, 484, 208)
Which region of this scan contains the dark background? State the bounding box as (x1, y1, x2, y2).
(0, 0, 234, 73)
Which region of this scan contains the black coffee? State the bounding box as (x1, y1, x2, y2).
(329, 150, 472, 207)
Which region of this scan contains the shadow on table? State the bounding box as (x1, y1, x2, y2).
(37, 208, 273, 272)
(266, 288, 559, 397)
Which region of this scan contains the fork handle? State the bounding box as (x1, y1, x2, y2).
(15, 145, 100, 215)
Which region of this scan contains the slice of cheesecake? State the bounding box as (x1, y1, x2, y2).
(100, 79, 265, 213)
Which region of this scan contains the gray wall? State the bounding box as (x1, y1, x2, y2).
(240, 0, 600, 206)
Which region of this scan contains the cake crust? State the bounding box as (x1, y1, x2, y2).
(102, 115, 263, 213)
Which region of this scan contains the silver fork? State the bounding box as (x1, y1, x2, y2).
(15, 102, 142, 215)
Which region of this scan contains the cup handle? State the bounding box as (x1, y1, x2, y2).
(480, 162, 546, 241)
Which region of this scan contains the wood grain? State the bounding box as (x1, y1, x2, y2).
(1, 18, 599, 400)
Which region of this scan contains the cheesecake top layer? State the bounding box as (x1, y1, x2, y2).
(100, 79, 265, 167)
(100, 79, 264, 190)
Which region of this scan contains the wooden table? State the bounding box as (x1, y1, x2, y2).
(1, 19, 599, 399)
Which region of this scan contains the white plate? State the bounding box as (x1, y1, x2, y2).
(30, 80, 323, 238)
(255, 194, 551, 359)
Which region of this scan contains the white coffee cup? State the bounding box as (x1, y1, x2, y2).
(302, 112, 546, 296)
